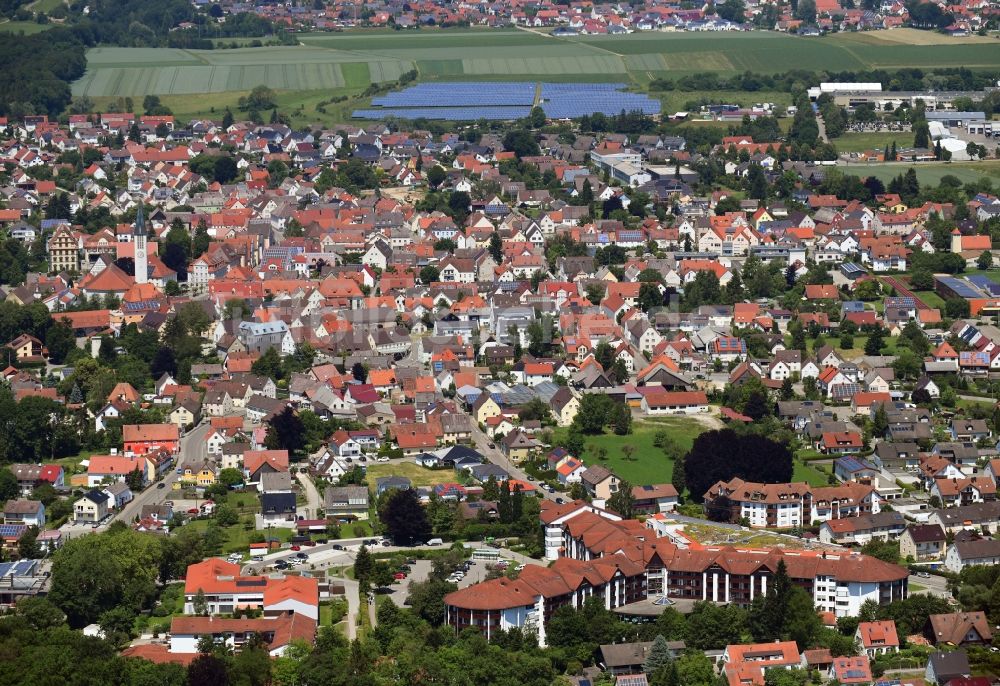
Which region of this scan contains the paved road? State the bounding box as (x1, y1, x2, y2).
(61, 420, 214, 538)
(115, 421, 214, 525)
(908, 571, 952, 599)
(296, 471, 323, 519)
(816, 113, 829, 144)
(469, 421, 559, 502)
(342, 576, 360, 639)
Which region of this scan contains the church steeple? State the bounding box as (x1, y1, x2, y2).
(134, 204, 148, 285)
(134, 203, 147, 238)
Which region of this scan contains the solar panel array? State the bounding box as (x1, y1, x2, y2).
(0, 524, 27, 539)
(371, 82, 535, 108)
(939, 275, 982, 299)
(353, 106, 532, 121)
(354, 82, 660, 121)
(968, 274, 1000, 295)
(540, 82, 660, 119)
(0, 560, 37, 577)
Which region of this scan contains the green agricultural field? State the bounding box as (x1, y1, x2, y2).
(838, 161, 1000, 186)
(73, 28, 1000, 101)
(72, 46, 411, 98)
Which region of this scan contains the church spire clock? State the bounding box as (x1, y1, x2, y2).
(134, 204, 148, 285)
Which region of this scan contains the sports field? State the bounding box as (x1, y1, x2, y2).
(72, 28, 1000, 99)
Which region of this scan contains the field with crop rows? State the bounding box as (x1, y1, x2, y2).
(72, 46, 411, 97)
(72, 28, 1000, 99)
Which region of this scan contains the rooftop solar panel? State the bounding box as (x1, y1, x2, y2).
(939, 276, 982, 299)
(967, 274, 1000, 295)
(0, 524, 27, 538)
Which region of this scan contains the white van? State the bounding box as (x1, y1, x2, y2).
(426, 538, 443, 546)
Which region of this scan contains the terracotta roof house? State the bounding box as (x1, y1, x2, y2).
(855, 620, 900, 657)
(122, 423, 179, 455)
(926, 611, 993, 647)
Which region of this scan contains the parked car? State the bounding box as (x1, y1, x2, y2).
(156, 483, 165, 489)
(487, 442, 496, 449)
(290, 545, 301, 551)
(555, 497, 564, 504)
(332, 544, 344, 550)
(302, 540, 316, 547)
(393, 572, 406, 580)
(295, 552, 308, 559)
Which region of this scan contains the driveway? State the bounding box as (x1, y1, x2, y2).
(296, 471, 323, 519)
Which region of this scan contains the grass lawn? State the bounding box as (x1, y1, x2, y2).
(183, 516, 294, 555)
(834, 131, 910, 154)
(54, 452, 93, 476)
(839, 160, 1000, 186)
(553, 417, 708, 485)
(957, 396, 995, 411)
(27, 0, 65, 11)
(792, 460, 828, 487)
(90, 86, 371, 130)
(797, 449, 828, 462)
(914, 290, 947, 309)
(365, 461, 457, 488)
(0, 20, 54, 34)
(320, 598, 349, 626)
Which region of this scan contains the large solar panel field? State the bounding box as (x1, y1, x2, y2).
(353, 82, 661, 121)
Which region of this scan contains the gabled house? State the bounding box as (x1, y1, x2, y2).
(926, 612, 993, 647)
(73, 490, 110, 523)
(855, 620, 899, 658)
(323, 486, 370, 522)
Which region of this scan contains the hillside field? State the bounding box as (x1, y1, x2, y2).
(72, 28, 1000, 100)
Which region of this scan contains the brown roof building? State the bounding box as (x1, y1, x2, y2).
(926, 612, 993, 647)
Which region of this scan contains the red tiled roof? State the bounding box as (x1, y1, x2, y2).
(122, 424, 179, 442)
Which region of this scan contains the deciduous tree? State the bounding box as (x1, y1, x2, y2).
(683, 429, 793, 503)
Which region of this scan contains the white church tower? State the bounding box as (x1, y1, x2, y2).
(134, 204, 148, 285)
